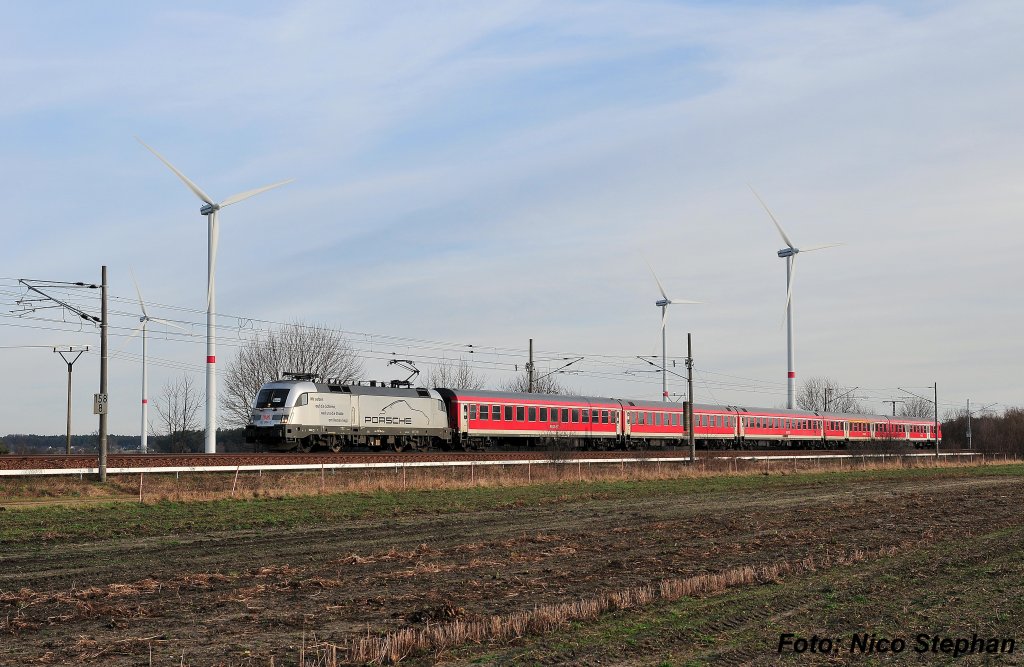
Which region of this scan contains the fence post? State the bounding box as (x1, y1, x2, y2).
(528, 461, 531, 483)
(231, 466, 240, 497)
(138, 472, 144, 503)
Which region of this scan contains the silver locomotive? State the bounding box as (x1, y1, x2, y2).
(245, 373, 451, 452)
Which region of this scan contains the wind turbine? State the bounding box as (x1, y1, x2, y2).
(138, 138, 293, 454)
(749, 187, 840, 409)
(126, 271, 188, 454)
(645, 260, 700, 401)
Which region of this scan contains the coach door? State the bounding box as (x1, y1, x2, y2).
(461, 403, 469, 434)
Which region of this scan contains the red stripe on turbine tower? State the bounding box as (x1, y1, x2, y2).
(788, 372, 796, 378)
(207, 356, 216, 363)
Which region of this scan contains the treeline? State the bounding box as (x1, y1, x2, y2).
(0, 429, 251, 455)
(942, 408, 1024, 453)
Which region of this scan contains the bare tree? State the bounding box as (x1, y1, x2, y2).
(501, 369, 569, 394)
(221, 321, 364, 428)
(900, 395, 934, 418)
(155, 374, 203, 452)
(796, 376, 861, 413)
(424, 358, 486, 389)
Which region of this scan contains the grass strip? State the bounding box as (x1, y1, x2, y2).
(0, 464, 1020, 546)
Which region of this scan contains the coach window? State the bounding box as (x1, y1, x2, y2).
(612, 411, 619, 423)
(561, 408, 569, 422)
(582, 410, 590, 423)
(592, 409, 600, 423)
(527, 407, 536, 421)
(570, 409, 579, 423)
(480, 404, 489, 420)
(539, 407, 548, 421)
(516, 406, 525, 421)
(601, 410, 609, 424)
(469, 404, 477, 420)
(551, 407, 559, 422)
(504, 406, 513, 421)
(493, 405, 501, 421)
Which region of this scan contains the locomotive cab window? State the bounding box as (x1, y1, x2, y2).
(255, 388, 291, 409)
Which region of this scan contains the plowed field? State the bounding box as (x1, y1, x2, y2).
(2, 465, 1022, 666)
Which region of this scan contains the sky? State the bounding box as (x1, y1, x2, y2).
(1, 0, 1021, 437)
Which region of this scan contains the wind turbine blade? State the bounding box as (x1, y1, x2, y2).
(149, 317, 190, 332)
(129, 268, 148, 318)
(798, 243, 843, 253)
(220, 179, 294, 208)
(643, 259, 669, 301)
(749, 185, 795, 249)
(113, 322, 145, 356)
(666, 299, 702, 305)
(207, 214, 219, 311)
(136, 137, 216, 206)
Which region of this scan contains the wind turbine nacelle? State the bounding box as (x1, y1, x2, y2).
(777, 247, 798, 258)
(655, 299, 670, 307)
(200, 203, 220, 215)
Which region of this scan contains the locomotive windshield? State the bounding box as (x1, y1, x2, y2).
(255, 388, 291, 409)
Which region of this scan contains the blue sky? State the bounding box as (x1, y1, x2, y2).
(1, 1, 1021, 436)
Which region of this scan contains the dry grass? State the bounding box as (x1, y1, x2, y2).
(315, 544, 904, 665)
(0, 452, 1010, 506)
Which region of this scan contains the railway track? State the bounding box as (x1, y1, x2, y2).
(0, 448, 969, 471)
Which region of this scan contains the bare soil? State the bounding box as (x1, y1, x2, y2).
(2, 468, 1022, 666)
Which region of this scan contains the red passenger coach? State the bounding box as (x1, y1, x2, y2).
(692, 404, 739, 445)
(436, 389, 622, 450)
(621, 399, 686, 447)
(737, 408, 825, 447)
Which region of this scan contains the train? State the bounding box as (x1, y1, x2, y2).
(244, 374, 942, 452)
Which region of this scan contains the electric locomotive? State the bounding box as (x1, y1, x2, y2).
(246, 373, 451, 452)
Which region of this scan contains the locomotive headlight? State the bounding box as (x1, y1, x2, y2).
(280, 417, 288, 424)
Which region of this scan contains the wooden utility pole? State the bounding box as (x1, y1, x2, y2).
(687, 332, 695, 461)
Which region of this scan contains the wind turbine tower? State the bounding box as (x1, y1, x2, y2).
(750, 187, 840, 409)
(128, 271, 187, 454)
(138, 138, 293, 453)
(645, 261, 699, 401)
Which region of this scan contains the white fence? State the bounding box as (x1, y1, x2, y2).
(0, 451, 988, 477)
